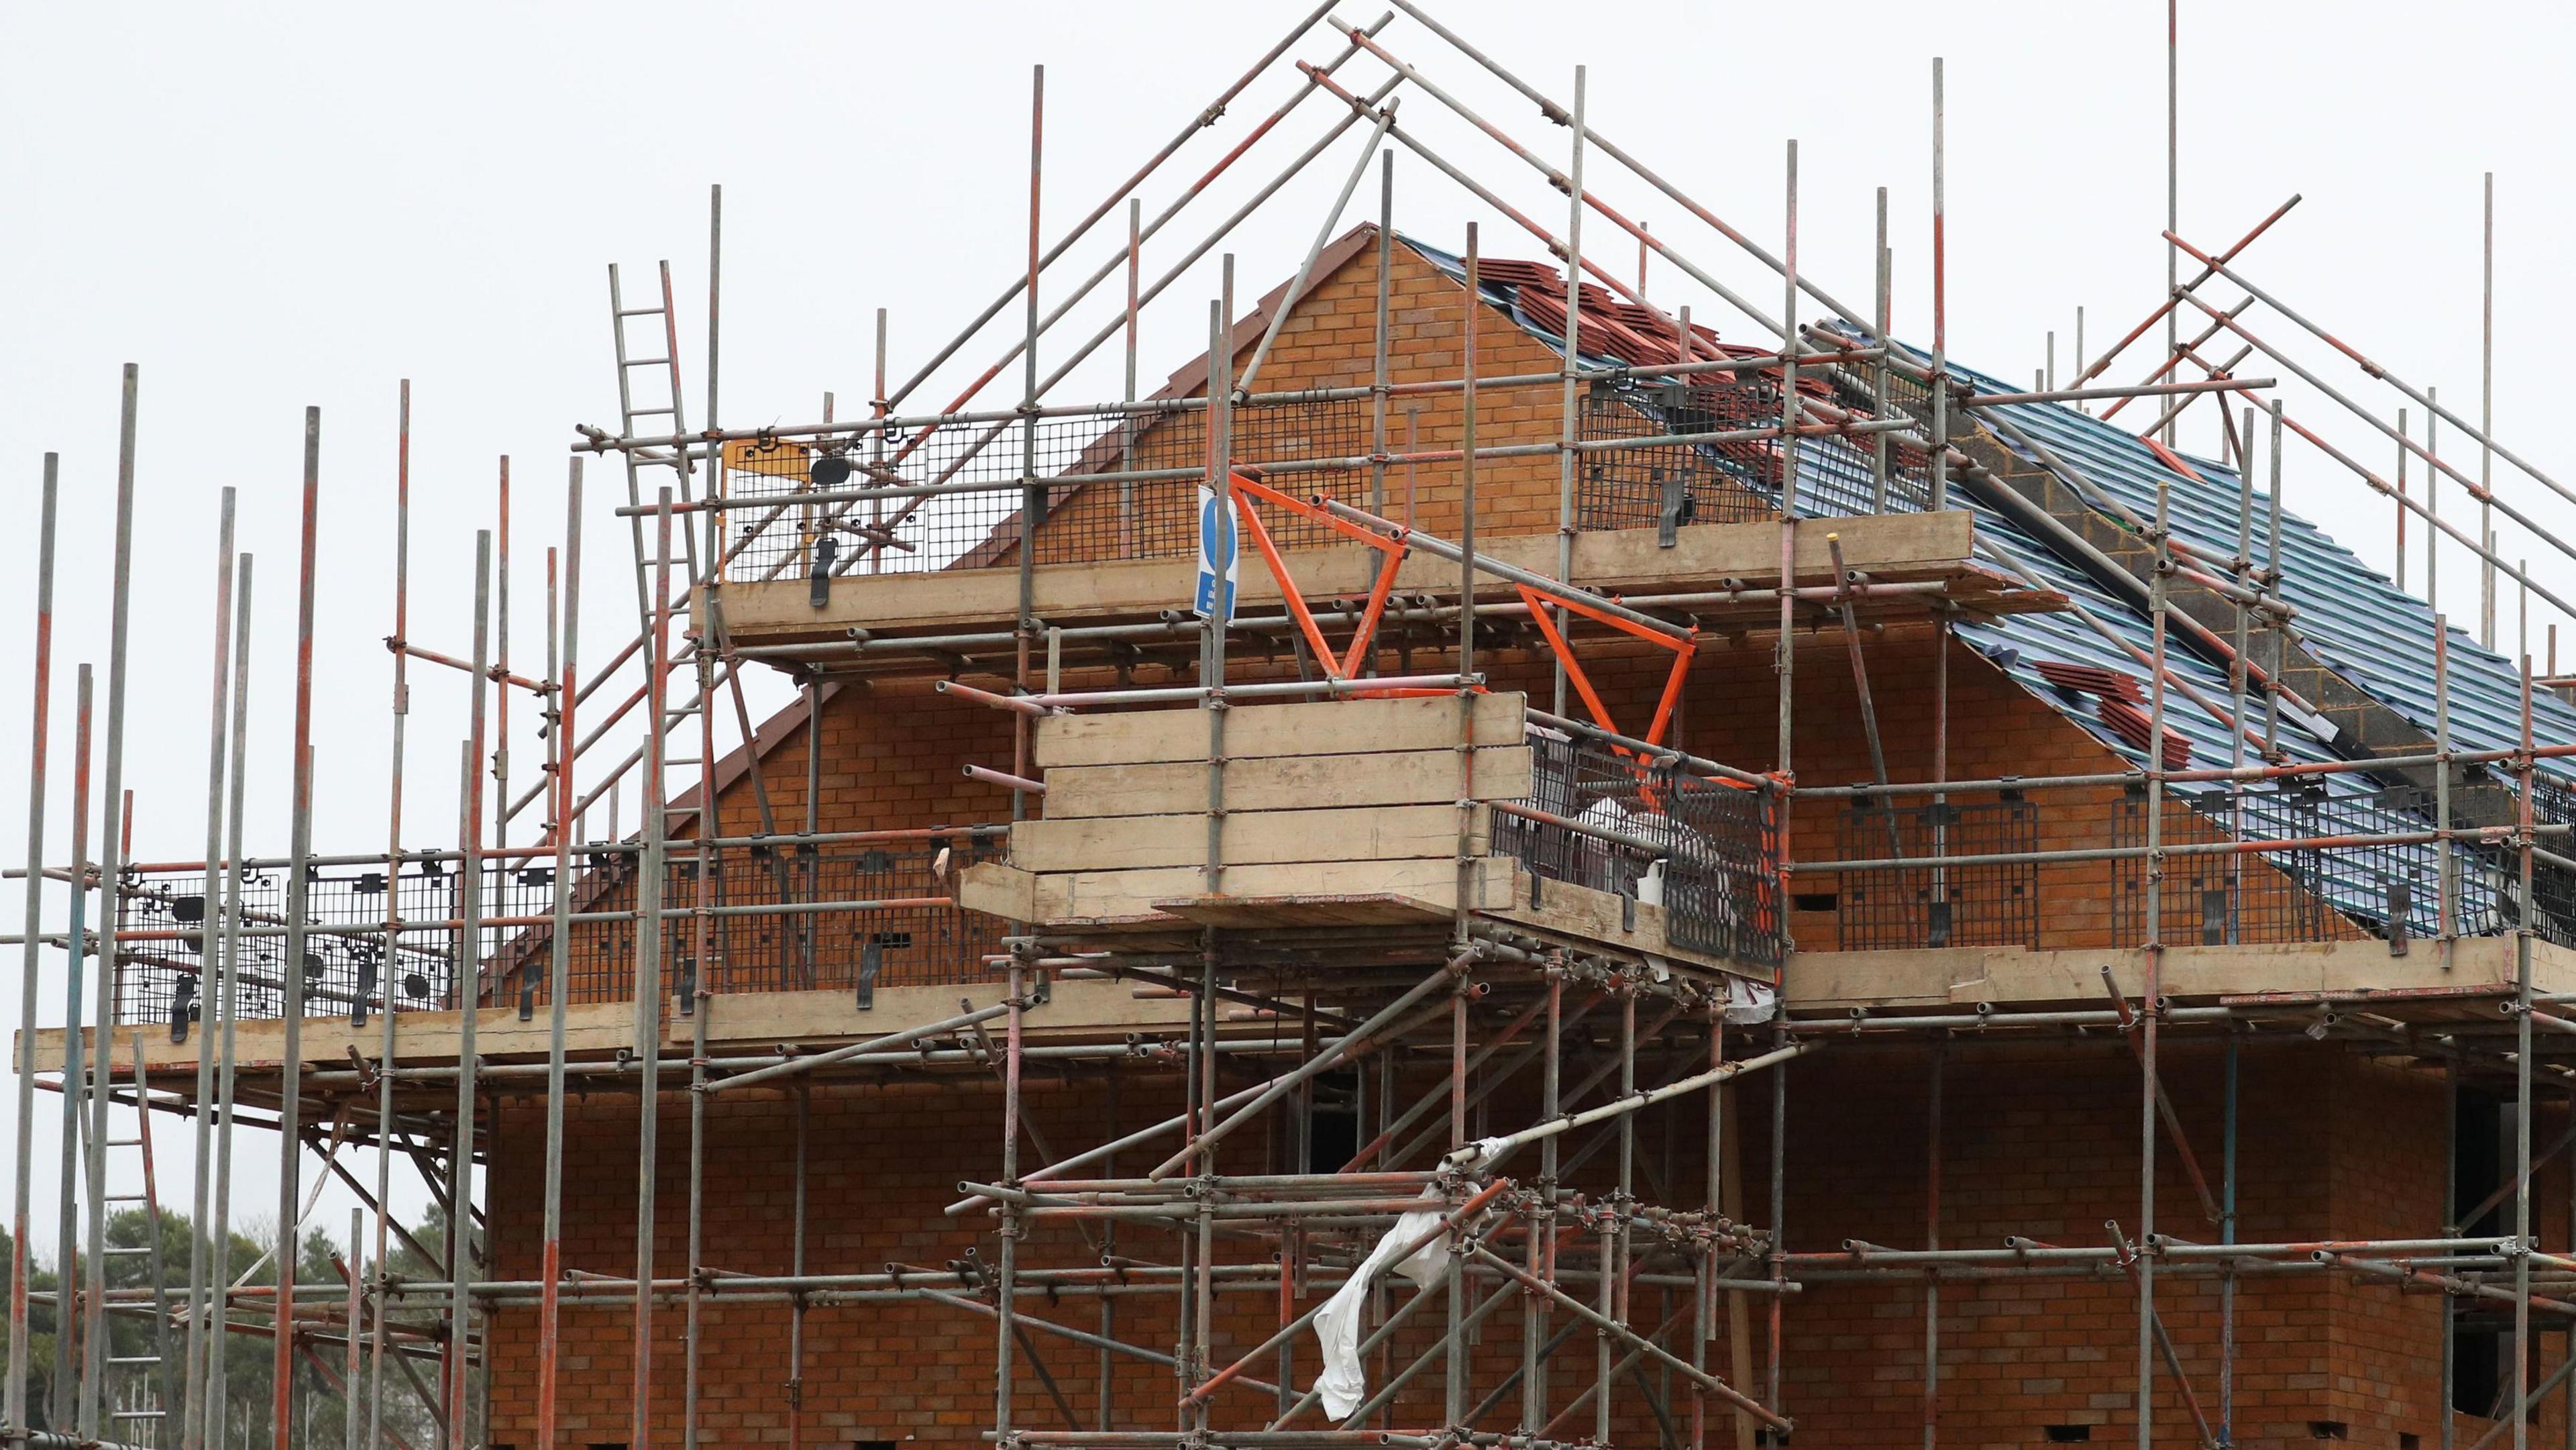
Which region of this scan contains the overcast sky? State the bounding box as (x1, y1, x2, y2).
(2, 3, 2569, 1257)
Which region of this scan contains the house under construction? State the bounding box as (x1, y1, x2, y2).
(13, 7, 2576, 1449)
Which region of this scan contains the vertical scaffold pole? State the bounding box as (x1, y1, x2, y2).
(1447, 985, 1470, 1429)
(52, 662, 91, 1434)
(2264, 403, 2284, 757)
(1598, 988, 1634, 1445)
(2512, 653, 2535, 1450)
(443, 745, 472, 1439)
(537, 461, 582, 1450)
(1452, 236, 1485, 1410)
(682, 943, 709, 1450)
(1772, 144, 1799, 773)
(182, 484, 237, 1450)
(1525, 972, 1561, 1433)
(2427, 386, 2442, 615)
(871, 317, 888, 578)
(1759, 146, 1807, 1434)
(996, 960, 1027, 1440)
(1923, 1043, 1943, 1449)
(1124, 199, 1143, 552)
(344, 1205, 362, 1450)
(1931, 590, 1951, 931)
(1196, 259, 1233, 1424)
(1194, 269, 1240, 1190)
(685, 236, 724, 1448)
(632, 487, 675, 1450)
(1553, 67, 1585, 719)
(2220, 1033, 2239, 1447)
(788, 1083, 809, 1450)
(2398, 408, 2411, 594)
(2480, 173, 2496, 649)
(2163, 0, 2179, 448)
(1872, 188, 1890, 512)
(2229, 408, 2255, 936)
(2436, 619, 2455, 960)
(6, 455, 57, 1443)
(1693, 1004, 1721, 1450)
(448, 529, 494, 1450)
(372, 381, 411, 1450)
(1451, 236, 1481, 1438)
(2075, 307, 2086, 413)
(205, 556, 254, 1450)
(1016, 64, 1044, 823)
(707, 181, 722, 445)
(1766, 1031, 1786, 1424)
(1461, 221, 1479, 684)
(1097, 1072, 1116, 1431)
(1177, 284, 1223, 1427)
(2139, 460, 2173, 1450)
(2443, 1053, 2459, 1450)
(1372, 154, 1393, 519)
(85, 367, 144, 1445)
(273, 401, 323, 1450)
(1929, 61, 1948, 511)
(496, 464, 512, 854)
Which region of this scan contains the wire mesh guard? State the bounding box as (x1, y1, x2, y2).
(111, 857, 519, 1033)
(1834, 794, 2041, 951)
(2523, 774, 2576, 949)
(648, 837, 1011, 1002)
(720, 393, 1371, 583)
(1576, 370, 1933, 532)
(1575, 379, 1777, 533)
(111, 836, 1011, 1029)
(1493, 728, 1782, 966)
(2108, 782, 2575, 949)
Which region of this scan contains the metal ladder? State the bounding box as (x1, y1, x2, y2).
(99, 1033, 175, 1445)
(606, 260, 704, 638)
(601, 258, 800, 1008)
(606, 258, 712, 803)
(606, 257, 733, 1018)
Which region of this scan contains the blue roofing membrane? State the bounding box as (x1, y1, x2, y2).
(1407, 236, 2569, 786)
(1946, 344, 2575, 788)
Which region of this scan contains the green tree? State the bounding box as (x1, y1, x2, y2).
(3, 1206, 447, 1450)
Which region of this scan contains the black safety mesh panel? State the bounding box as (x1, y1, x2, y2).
(1835, 795, 2040, 950)
(720, 393, 1370, 581)
(1494, 728, 1781, 967)
(110, 834, 1012, 1028)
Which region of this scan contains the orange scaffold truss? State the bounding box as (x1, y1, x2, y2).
(1225, 470, 1697, 747)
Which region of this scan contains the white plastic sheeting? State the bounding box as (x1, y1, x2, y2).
(1308, 1193, 1454, 1420)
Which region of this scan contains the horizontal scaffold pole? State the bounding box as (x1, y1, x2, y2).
(1448, 1041, 1812, 1170)
(700, 1002, 1013, 1095)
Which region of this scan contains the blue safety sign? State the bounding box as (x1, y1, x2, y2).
(1193, 482, 1238, 622)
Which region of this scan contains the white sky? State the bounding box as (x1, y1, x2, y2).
(2, 1, 2571, 1260)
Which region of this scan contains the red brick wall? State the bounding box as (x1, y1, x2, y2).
(1014, 234, 1579, 568)
(482, 1040, 2527, 1448)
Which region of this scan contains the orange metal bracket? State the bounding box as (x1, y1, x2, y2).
(1222, 471, 1697, 737)
(1515, 585, 1695, 747)
(1226, 471, 1408, 681)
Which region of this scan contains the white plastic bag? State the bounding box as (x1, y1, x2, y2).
(1724, 976, 1777, 1025)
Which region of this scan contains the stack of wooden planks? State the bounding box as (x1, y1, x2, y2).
(957, 692, 1532, 927)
